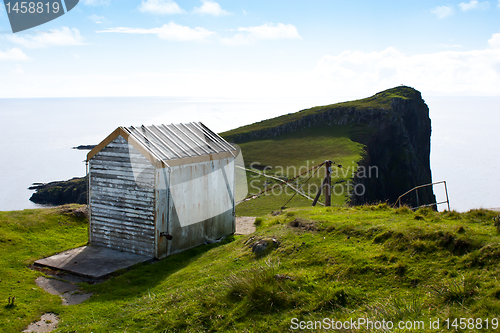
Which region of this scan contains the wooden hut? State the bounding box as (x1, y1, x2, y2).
(86, 122, 236, 258)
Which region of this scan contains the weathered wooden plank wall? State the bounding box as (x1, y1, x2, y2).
(89, 135, 156, 256)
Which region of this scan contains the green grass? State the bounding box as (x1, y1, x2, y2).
(235, 125, 370, 216)
(237, 125, 367, 169)
(3, 205, 500, 332)
(0, 205, 88, 333)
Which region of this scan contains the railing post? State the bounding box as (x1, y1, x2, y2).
(415, 188, 419, 208)
(444, 181, 450, 211)
(325, 160, 332, 206)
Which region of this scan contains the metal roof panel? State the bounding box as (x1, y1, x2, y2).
(88, 122, 235, 166)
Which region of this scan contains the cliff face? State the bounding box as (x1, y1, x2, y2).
(225, 86, 436, 208)
(352, 96, 435, 206)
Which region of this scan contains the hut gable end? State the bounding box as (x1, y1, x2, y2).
(89, 135, 156, 256)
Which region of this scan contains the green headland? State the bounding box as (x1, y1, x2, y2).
(5, 86, 489, 332)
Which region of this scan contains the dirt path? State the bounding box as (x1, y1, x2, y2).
(235, 216, 256, 235)
(35, 276, 93, 306)
(22, 313, 59, 333)
(24, 273, 94, 332)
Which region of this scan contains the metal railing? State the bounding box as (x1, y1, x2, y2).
(394, 181, 450, 211)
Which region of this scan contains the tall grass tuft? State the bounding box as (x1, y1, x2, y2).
(225, 259, 296, 313)
(394, 206, 411, 214)
(365, 295, 423, 323)
(430, 275, 479, 305)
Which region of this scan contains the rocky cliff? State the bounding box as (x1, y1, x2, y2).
(223, 86, 436, 208)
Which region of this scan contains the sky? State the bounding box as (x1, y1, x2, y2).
(0, 0, 499, 99)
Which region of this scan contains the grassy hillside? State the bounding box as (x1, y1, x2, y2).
(0, 205, 88, 332)
(234, 125, 370, 216)
(225, 88, 412, 216)
(221, 86, 415, 140)
(3, 205, 500, 332)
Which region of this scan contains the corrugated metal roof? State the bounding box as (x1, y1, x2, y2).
(124, 122, 235, 161)
(87, 122, 236, 167)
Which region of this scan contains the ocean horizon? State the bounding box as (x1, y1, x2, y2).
(0, 95, 498, 212)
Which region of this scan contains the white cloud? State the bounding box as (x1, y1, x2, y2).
(459, 0, 489, 11)
(312, 33, 500, 96)
(3, 33, 499, 99)
(431, 5, 455, 18)
(97, 22, 215, 41)
(138, 0, 184, 14)
(193, 0, 230, 16)
(3, 33, 500, 98)
(0, 48, 29, 61)
(498, 0, 500, 9)
(221, 23, 301, 45)
(239, 23, 301, 40)
(6, 27, 85, 48)
(488, 33, 500, 49)
(88, 14, 108, 24)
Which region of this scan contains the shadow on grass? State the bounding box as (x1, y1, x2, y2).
(80, 236, 237, 302)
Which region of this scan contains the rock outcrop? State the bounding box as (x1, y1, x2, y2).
(29, 177, 87, 205)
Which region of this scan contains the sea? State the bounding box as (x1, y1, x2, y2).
(0, 95, 498, 212)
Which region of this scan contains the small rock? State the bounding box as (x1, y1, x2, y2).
(252, 240, 268, 254)
(274, 274, 295, 281)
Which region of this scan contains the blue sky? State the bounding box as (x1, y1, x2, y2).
(0, 0, 499, 98)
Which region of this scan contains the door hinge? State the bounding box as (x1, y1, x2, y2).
(160, 232, 173, 240)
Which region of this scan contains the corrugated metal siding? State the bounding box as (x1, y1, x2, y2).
(154, 168, 170, 258)
(160, 158, 235, 256)
(89, 135, 155, 256)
